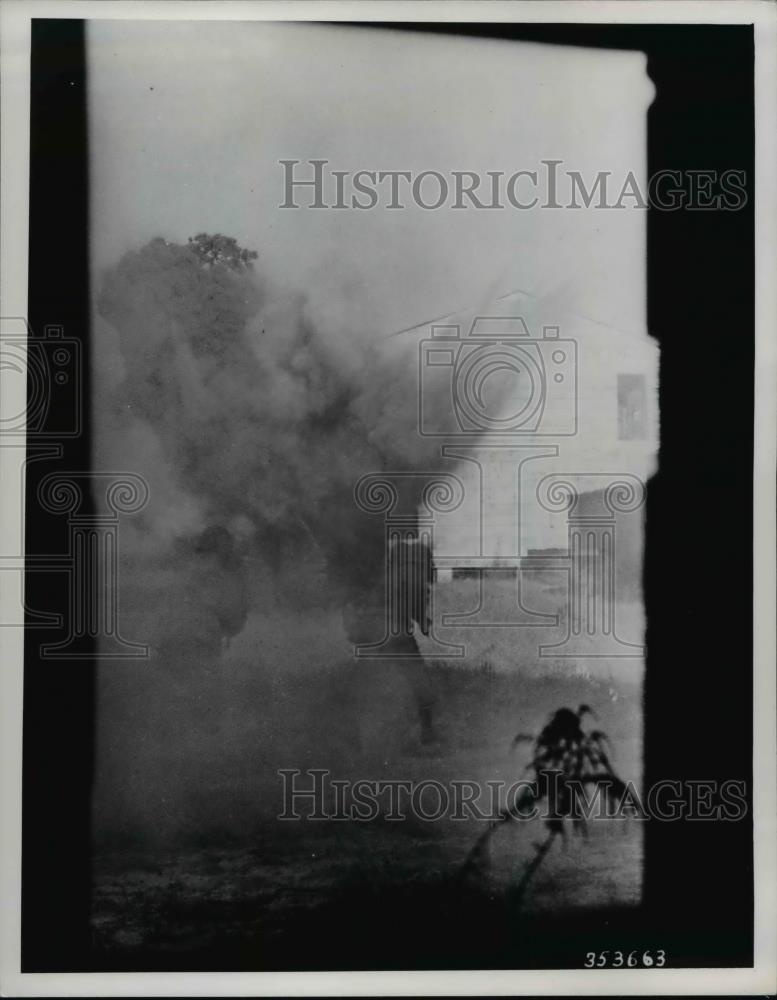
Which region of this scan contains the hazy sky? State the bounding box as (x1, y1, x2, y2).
(89, 20, 653, 341)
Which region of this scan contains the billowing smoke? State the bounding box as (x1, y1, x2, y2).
(97, 235, 443, 633)
(92, 234, 454, 839)
(92, 234, 616, 845)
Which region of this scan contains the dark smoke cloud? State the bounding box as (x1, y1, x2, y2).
(92, 235, 465, 839)
(98, 237, 443, 627)
(92, 236, 578, 842)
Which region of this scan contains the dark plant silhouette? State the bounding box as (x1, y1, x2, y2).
(461, 704, 629, 902)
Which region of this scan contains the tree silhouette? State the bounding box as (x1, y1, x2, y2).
(187, 232, 258, 271)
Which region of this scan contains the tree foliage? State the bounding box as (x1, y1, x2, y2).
(97, 234, 262, 423)
(187, 232, 258, 271)
(98, 235, 261, 350)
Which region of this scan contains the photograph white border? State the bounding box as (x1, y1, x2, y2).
(1, 2, 775, 996)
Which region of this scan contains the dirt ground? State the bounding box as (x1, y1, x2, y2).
(91, 576, 644, 969)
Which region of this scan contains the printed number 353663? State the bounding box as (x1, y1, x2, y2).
(584, 950, 666, 968)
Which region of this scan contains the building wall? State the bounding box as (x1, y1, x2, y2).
(431, 302, 659, 564)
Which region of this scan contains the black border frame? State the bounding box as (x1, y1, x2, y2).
(22, 19, 754, 971)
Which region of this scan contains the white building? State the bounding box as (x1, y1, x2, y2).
(417, 291, 660, 572)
